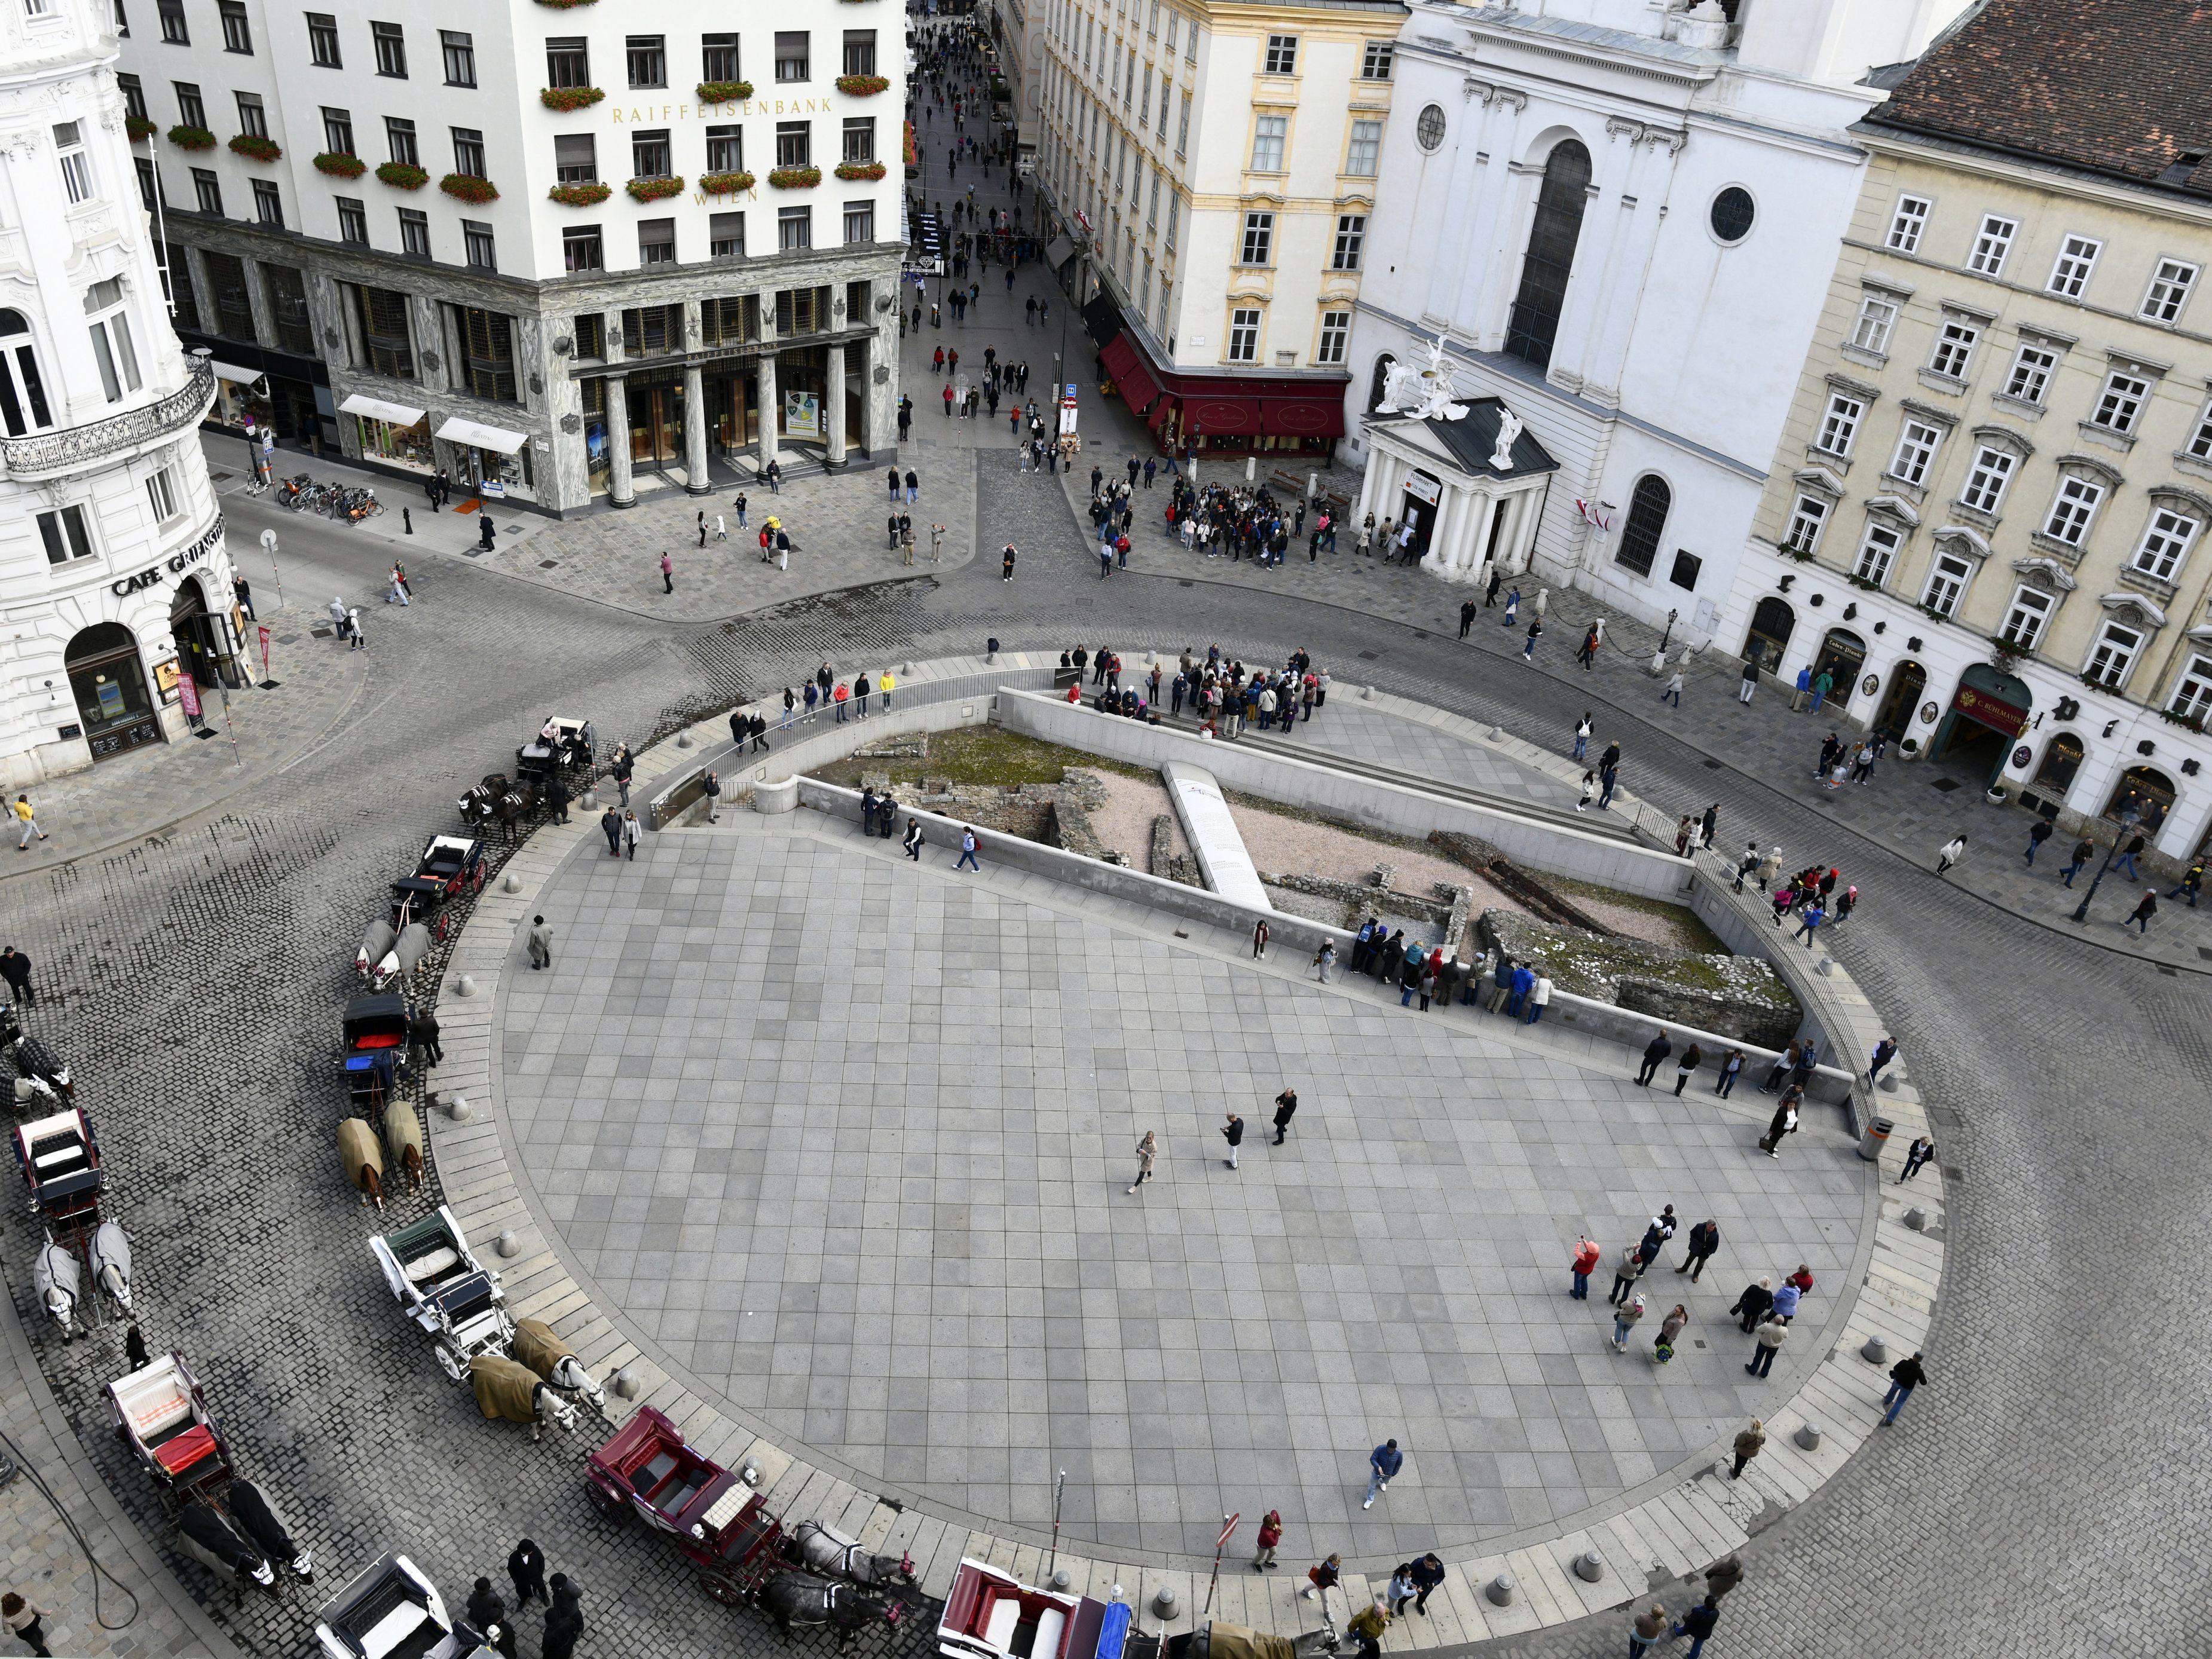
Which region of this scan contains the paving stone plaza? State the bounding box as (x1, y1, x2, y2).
(500, 810, 1867, 1563)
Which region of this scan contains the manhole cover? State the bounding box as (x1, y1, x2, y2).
(1357, 650, 1381, 661)
(539, 559, 560, 568)
(1703, 758, 1724, 769)
(276, 633, 300, 645)
(2199, 946, 2212, 962)
(311, 627, 334, 638)
(1929, 778, 1961, 792)
(1411, 629, 1429, 639)
(209, 470, 232, 481)
(464, 547, 487, 557)
(192, 729, 218, 740)
(1179, 580, 1194, 587)
(506, 523, 524, 532)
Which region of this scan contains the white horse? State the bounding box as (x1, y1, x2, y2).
(90, 1220, 132, 1318)
(32, 1235, 78, 1341)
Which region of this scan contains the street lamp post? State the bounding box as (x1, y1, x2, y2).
(2070, 802, 2141, 923)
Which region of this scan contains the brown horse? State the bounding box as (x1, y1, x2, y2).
(338, 1118, 384, 1211)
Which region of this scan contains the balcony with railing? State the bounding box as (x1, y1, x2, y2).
(1, 358, 216, 480)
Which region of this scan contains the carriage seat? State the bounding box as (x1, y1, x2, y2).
(980, 1590, 1022, 1653)
(403, 1247, 461, 1284)
(153, 1421, 218, 1476)
(128, 1391, 191, 1440)
(1030, 1606, 1067, 1659)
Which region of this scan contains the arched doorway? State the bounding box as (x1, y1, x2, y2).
(1504, 140, 1593, 371)
(1742, 596, 1793, 674)
(1810, 628, 1867, 708)
(170, 577, 242, 690)
(2106, 766, 2175, 835)
(64, 622, 162, 760)
(1873, 659, 1927, 740)
(1399, 470, 1442, 558)
(2032, 732, 2085, 796)
(1931, 662, 2033, 786)
(1615, 475, 1671, 579)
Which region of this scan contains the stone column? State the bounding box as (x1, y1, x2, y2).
(604, 372, 635, 507)
(1465, 492, 1501, 582)
(825, 341, 847, 466)
(756, 347, 779, 466)
(681, 299, 711, 494)
(237, 255, 279, 350)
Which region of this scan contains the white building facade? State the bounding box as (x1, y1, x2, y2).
(1342, 0, 1968, 630)
(0, 0, 238, 785)
(119, 0, 905, 512)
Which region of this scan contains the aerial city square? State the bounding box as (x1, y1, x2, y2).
(0, 0, 2191, 1654)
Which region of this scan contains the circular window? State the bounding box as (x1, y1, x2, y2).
(1710, 186, 1756, 244)
(1415, 105, 1446, 152)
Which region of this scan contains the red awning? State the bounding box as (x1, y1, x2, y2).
(1099, 333, 1140, 383)
(1183, 395, 1263, 436)
(1258, 394, 1346, 438)
(1102, 335, 1163, 417)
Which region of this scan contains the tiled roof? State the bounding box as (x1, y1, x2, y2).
(1868, 0, 2212, 197)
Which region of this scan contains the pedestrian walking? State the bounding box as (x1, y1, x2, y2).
(1406, 1554, 1445, 1616)
(1703, 1554, 1745, 1605)
(1880, 1351, 1928, 1424)
(1717, 1048, 1743, 1097)
(415, 1006, 443, 1067)
(698, 511, 708, 547)
(1659, 668, 1683, 707)
(1221, 1112, 1244, 1168)
(1761, 1095, 1798, 1158)
(2060, 837, 2095, 886)
(1670, 1042, 1703, 1098)
(1746, 1314, 1788, 1376)
(1635, 1029, 1672, 1086)
(1728, 1418, 1765, 1479)
(1312, 939, 1336, 982)
(1572, 714, 1592, 761)
(1901, 1134, 1935, 1181)
(1127, 1130, 1157, 1193)
(1253, 1510, 1281, 1571)
(619, 810, 641, 861)
(1522, 618, 1543, 662)
(507, 1541, 549, 1609)
(1936, 833, 1967, 874)
(1598, 762, 1620, 810)
(956, 826, 981, 870)
(1363, 1438, 1402, 1508)
(1627, 1602, 1668, 1659)
(1271, 1088, 1298, 1144)
(2117, 831, 2146, 880)
(1670, 1599, 1721, 1659)
(1578, 771, 1597, 812)
(1654, 1302, 1688, 1364)
(600, 806, 622, 857)
(2024, 820, 2054, 864)
(1460, 601, 1478, 640)
(1607, 1244, 1646, 1307)
(1792, 900, 1826, 947)
(1002, 543, 1017, 580)
(2, 1593, 51, 1657)
(702, 770, 722, 822)
(125, 1322, 149, 1369)
(1570, 1234, 1601, 1299)
(660, 551, 674, 593)
(1250, 917, 1269, 959)
(527, 914, 554, 970)
(1678, 1219, 1720, 1281)
(0, 948, 33, 1006)
(1384, 1566, 1416, 1618)
(1739, 658, 1758, 703)
(1301, 1552, 1341, 1608)
(2168, 862, 2205, 907)
(1729, 1275, 1773, 1333)
(2124, 889, 2158, 933)
(1612, 1292, 1646, 1351)
(1869, 1037, 1898, 1084)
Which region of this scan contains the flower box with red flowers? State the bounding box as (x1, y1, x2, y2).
(126, 116, 157, 141)
(314, 151, 368, 179)
(376, 161, 429, 190)
(167, 124, 216, 151)
(548, 182, 612, 206)
(767, 166, 821, 189)
(836, 74, 891, 96)
(697, 80, 755, 104)
(699, 170, 755, 197)
(439, 172, 500, 204)
(626, 175, 685, 203)
(540, 85, 605, 112)
(228, 133, 281, 163)
(834, 161, 887, 181)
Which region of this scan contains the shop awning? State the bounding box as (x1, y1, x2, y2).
(339, 393, 427, 426)
(207, 360, 267, 387)
(434, 417, 529, 454)
(1100, 335, 1161, 417)
(1256, 393, 1347, 438)
(1044, 235, 1076, 270)
(1182, 395, 1263, 437)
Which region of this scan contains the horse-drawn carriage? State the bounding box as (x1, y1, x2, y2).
(516, 716, 595, 782)
(585, 1408, 787, 1604)
(457, 773, 541, 843)
(13, 1106, 101, 1236)
(414, 834, 487, 899)
(175, 1478, 314, 1605)
(109, 1350, 234, 1510)
(315, 1552, 487, 1659)
(9, 1026, 72, 1105)
(339, 993, 415, 1120)
(937, 1559, 1144, 1659)
(369, 1205, 513, 1381)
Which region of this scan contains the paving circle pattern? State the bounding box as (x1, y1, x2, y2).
(500, 818, 1868, 1565)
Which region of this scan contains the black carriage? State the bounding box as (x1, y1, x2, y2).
(389, 876, 462, 941)
(341, 994, 412, 1119)
(414, 834, 487, 899)
(14, 1106, 102, 1239)
(516, 716, 594, 781)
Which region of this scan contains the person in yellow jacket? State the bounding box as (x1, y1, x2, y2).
(878, 668, 896, 713)
(1347, 1598, 1392, 1659)
(13, 795, 44, 851)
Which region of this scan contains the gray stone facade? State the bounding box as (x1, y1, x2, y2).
(162, 211, 903, 515)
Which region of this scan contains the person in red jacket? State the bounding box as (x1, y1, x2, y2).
(1570, 1235, 1602, 1300)
(1252, 1511, 1281, 1571)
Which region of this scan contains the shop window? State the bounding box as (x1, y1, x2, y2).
(2032, 732, 2083, 794)
(452, 305, 516, 402)
(66, 623, 158, 755)
(1504, 140, 1591, 370)
(36, 505, 93, 564)
(1743, 595, 1794, 674)
(1615, 475, 1671, 577)
(350, 284, 414, 378)
(2106, 766, 2174, 833)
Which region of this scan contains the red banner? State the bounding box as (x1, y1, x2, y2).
(1952, 682, 2028, 736)
(258, 624, 271, 677)
(176, 673, 201, 720)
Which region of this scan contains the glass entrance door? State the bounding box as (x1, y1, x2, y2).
(628, 376, 683, 467)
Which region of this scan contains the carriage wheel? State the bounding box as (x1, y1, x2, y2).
(586, 1482, 629, 1523)
(435, 912, 451, 942)
(472, 865, 485, 893)
(700, 1574, 746, 1608)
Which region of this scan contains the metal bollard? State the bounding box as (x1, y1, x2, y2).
(1794, 1422, 1823, 1452)
(1904, 1205, 1929, 1231)
(1572, 1551, 1604, 1583)
(1151, 1586, 1178, 1619)
(1485, 1574, 1515, 1606)
(1861, 1334, 1888, 1364)
(495, 1230, 519, 1258)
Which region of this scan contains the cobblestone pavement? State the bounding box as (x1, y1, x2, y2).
(0, 83, 2186, 1659)
(503, 816, 1866, 1563)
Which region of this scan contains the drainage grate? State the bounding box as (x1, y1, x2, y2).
(1173, 929, 1189, 939)
(1929, 778, 1961, 792)
(311, 627, 334, 638)
(506, 523, 524, 532)
(1704, 758, 1724, 769)
(464, 547, 487, 557)
(276, 634, 299, 645)
(192, 729, 218, 740)
(1357, 650, 1381, 661)
(2199, 947, 2212, 962)
(2158, 965, 2179, 977)
(1179, 579, 1194, 587)
(539, 559, 560, 568)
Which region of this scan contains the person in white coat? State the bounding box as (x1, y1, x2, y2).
(1936, 834, 1968, 874)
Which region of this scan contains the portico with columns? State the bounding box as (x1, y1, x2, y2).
(1354, 402, 1556, 582)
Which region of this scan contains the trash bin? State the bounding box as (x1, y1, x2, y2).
(1857, 1116, 1893, 1161)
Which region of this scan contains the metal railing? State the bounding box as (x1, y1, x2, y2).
(0, 357, 215, 476)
